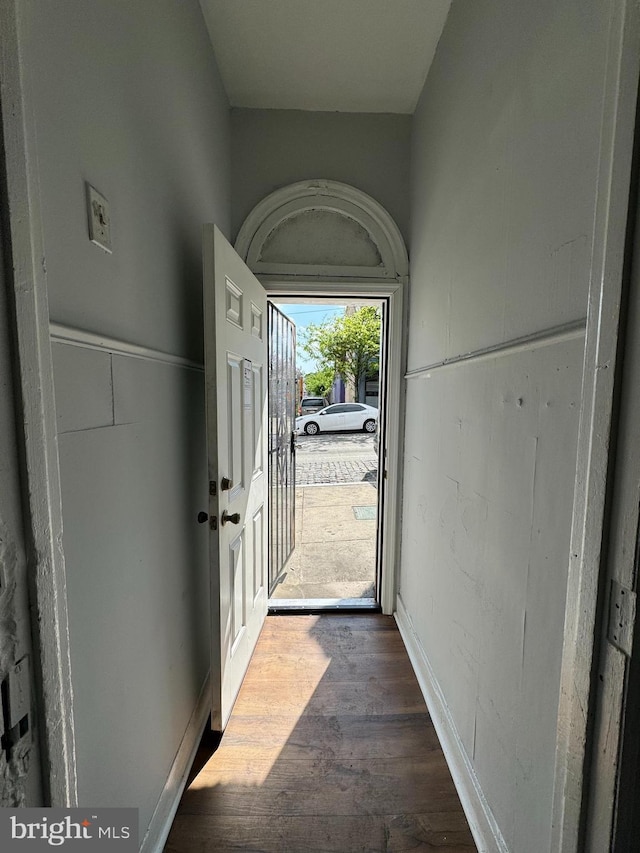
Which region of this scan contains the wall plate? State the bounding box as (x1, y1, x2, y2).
(86, 183, 112, 253)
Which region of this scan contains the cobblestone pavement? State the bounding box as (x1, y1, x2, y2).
(295, 459, 378, 485)
(295, 432, 378, 485)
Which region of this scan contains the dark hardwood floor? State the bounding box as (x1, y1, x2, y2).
(165, 614, 476, 852)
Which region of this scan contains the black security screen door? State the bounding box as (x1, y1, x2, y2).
(268, 303, 296, 594)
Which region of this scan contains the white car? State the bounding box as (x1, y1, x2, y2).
(295, 403, 378, 436)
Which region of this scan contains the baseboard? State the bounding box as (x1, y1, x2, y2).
(140, 672, 211, 853)
(395, 596, 509, 853)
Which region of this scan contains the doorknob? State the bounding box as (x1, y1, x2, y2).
(221, 477, 233, 491)
(197, 511, 209, 524)
(221, 511, 241, 526)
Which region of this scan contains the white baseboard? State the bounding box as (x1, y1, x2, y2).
(140, 672, 211, 853)
(395, 596, 509, 853)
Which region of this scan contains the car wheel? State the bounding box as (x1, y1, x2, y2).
(305, 422, 319, 435)
(363, 419, 376, 433)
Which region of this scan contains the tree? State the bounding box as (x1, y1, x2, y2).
(304, 366, 335, 397)
(301, 306, 381, 402)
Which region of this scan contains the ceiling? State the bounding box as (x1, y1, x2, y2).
(199, 0, 451, 114)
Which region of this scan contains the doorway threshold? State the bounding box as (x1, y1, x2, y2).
(268, 597, 380, 615)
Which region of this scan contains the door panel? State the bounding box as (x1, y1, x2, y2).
(252, 363, 264, 476)
(252, 507, 265, 602)
(226, 355, 244, 499)
(230, 532, 245, 652)
(204, 225, 268, 731)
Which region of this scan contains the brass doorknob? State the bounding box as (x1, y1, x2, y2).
(221, 511, 241, 526)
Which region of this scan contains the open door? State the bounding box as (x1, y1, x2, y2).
(203, 224, 268, 731)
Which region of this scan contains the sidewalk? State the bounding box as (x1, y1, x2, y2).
(270, 482, 378, 600)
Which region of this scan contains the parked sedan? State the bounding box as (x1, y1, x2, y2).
(295, 403, 378, 435)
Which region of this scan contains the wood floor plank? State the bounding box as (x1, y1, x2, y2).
(166, 814, 387, 853)
(221, 713, 442, 760)
(233, 675, 427, 716)
(179, 754, 465, 817)
(166, 813, 476, 853)
(165, 614, 477, 852)
(253, 631, 407, 658)
(258, 616, 400, 635)
(238, 650, 416, 683)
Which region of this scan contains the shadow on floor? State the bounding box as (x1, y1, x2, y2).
(166, 614, 477, 853)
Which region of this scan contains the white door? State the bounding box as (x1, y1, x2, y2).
(203, 224, 268, 731)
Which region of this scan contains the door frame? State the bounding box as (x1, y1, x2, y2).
(552, 1, 640, 849)
(0, 0, 77, 805)
(234, 180, 408, 616)
(583, 129, 640, 849)
(263, 278, 405, 616)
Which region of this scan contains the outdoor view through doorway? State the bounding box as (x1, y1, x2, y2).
(268, 300, 383, 606)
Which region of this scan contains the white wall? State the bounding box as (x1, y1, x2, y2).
(20, 0, 230, 837)
(230, 108, 411, 243)
(403, 0, 611, 850)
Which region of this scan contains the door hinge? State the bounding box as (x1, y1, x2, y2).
(607, 580, 636, 657)
(209, 480, 217, 496)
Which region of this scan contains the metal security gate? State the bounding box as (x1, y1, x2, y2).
(268, 303, 296, 594)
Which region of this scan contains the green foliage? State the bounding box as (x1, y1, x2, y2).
(301, 306, 381, 402)
(304, 366, 335, 397)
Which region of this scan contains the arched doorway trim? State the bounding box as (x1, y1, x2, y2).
(235, 179, 408, 281)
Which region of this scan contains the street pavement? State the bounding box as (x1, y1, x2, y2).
(294, 432, 378, 486)
(271, 432, 379, 600)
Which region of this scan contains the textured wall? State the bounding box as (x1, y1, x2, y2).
(403, 0, 611, 849)
(231, 108, 411, 243)
(20, 0, 230, 837)
(0, 217, 43, 808)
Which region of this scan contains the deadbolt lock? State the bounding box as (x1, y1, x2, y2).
(221, 477, 233, 491)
